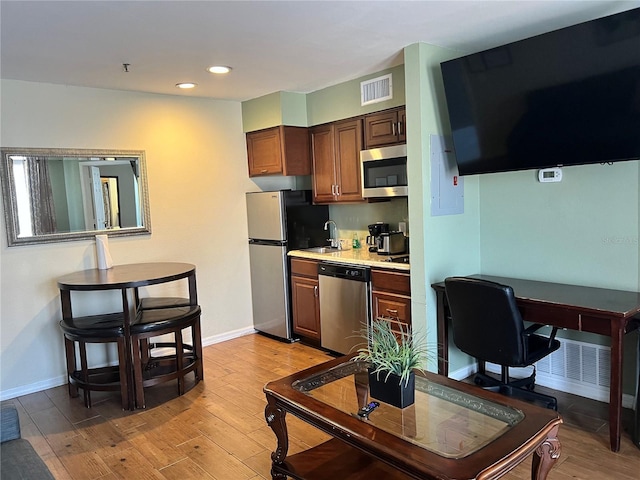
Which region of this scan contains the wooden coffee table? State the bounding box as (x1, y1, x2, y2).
(264, 354, 562, 480)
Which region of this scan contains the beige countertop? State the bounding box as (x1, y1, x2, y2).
(288, 248, 410, 271)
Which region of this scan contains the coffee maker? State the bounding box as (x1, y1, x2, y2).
(366, 222, 389, 252)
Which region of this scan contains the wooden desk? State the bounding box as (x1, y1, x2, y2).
(264, 354, 562, 480)
(431, 274, 640, 452)
(57, 262, 197, 409)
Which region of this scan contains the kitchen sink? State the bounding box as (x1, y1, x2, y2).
(304, 246, 344, 254)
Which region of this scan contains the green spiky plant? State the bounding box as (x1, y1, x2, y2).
(354, 319, 429, 387)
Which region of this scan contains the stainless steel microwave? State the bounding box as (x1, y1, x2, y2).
(360, 144, 408, 198)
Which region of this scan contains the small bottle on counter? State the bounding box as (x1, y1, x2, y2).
(352, 233, 361, 249)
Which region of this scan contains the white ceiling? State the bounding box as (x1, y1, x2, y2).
(1, 1, 637, 102)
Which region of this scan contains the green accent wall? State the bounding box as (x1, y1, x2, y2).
(404, 43, 481, 373)
(242, 91, 308, 131)
(306, 65, 405, 126)
(479, 159, 640, 390)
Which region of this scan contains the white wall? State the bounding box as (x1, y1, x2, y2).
(0, 79, 257, 398)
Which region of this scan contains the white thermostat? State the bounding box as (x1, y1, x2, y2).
(538, 167, 562, 183)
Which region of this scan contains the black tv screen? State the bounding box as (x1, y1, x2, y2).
(441, 8, 640, 176)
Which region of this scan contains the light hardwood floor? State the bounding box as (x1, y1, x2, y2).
(5, 333, 639, 479)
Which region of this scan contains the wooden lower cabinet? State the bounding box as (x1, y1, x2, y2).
(371, 268, 411, 334)
(290, 259, 320, 340)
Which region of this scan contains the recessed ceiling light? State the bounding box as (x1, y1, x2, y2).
(176, 82, 197, 89)
(207, 65, 231, 74)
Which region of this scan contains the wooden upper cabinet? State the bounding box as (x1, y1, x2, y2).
(311, 118, 364, 204)
(246, 126, 311, 177)
(364, 107, 406, 148)
(310, 124, 335, 203)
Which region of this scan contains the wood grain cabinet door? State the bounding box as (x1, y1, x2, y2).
(372, 291, 411, 333)
(371, 268, 411, 334)
(397, 108, 406, 143)
(311, 124, 337, 203)
(333, 118, 363, 202)
(363, 107, 406, 148)
(247, 126, 310, 177)
(291, 276, 321, 339)
(247, 127, 283, 176)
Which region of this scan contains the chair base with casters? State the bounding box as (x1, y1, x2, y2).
(130, 305, 203, 408)
(59, 313, 129, 409)
(473, 362, 558, 410)
(444, 276, 561, 411)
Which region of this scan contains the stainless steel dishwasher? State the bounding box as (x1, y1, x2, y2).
(318, 262, 371, 355)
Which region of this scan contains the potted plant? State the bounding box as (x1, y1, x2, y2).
(353, 319, 429, 408)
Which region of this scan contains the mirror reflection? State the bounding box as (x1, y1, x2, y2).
(1, 148, 151, 246)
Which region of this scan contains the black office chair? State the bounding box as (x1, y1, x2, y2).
(444, 276, 560, 410)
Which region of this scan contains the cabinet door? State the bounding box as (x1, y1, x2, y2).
(364, 107, 407, 148)
(397, 108, 406, 143)
(334, 118, 363, 202)
(247, 127, 283, 176)
(311, 124, 337, 204)
(291, 276, 320, 340)
(372, 291, 411, 333)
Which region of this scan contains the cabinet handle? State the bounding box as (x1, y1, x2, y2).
(392, 122, 396, 136)
(335, 185, 340, 196)
(331, 184, 336, 195)
(261, 169, 268, 173)
(386, 308, 399, 316)
(397, 122, 403, 136)
(314, 285, 318, 297)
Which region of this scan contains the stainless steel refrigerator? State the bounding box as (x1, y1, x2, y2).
(246, 190, 329, 341)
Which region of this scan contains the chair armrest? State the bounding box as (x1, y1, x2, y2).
(524, 324, 558, 348)
(1, 403, 21, 443)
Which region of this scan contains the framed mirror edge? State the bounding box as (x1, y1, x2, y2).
(1, 147, 152, 247)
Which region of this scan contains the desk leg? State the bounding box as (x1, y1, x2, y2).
(265, 396, 289, 480)
(633, 329, 640, 449)
(436, 290, 449, 376)
(609, 322, 624, 452)
(531, 425, 561, 480)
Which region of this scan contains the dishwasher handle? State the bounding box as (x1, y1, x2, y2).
(318, 262, 370, 282)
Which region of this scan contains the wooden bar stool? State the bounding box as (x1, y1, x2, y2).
(138, 296, 191, 310)
(130, 305, 203, 408)
(59, 313, 129, 408)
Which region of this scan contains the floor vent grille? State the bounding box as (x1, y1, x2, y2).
(536, 338, 610, 401)
(486, 338, 611, 402)
(361, 74, 392, 106)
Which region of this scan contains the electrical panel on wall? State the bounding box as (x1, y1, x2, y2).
(430, 135, 464, 216)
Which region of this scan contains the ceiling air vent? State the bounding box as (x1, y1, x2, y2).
(360, 74, 392, 106)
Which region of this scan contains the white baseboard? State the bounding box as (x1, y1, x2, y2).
(0, 327, 258, 402)
(201, 327, 257, 347)
(0, 375, 68, 402)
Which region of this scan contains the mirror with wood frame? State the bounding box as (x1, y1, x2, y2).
(0, 148, 151, 246)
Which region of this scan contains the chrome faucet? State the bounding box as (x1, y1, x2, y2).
(324, 220, 339, 248)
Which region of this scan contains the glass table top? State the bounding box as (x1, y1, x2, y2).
(292, 360, 525, 459)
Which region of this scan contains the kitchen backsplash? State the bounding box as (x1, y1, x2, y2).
(328, 197, 409, 244)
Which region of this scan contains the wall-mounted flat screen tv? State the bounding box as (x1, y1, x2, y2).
(441, 8, 640, 176)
